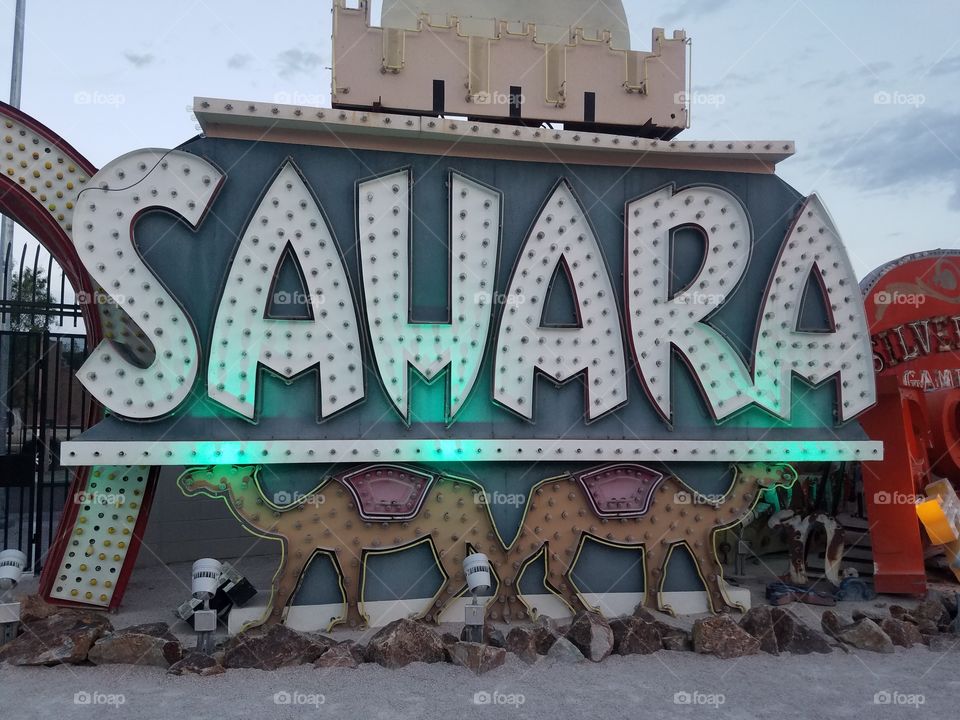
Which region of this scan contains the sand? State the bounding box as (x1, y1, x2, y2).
(2, 557, 958, 719)
(1, 644, 957, 720)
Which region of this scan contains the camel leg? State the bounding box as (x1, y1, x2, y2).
(699, 548, 741, 614)
(490, 549, 527, 623)
(265, 544, 303, 626)
(546, 547, 588, 616)
(337, 550, 367, 630)
(643, 541, 671, 612)
(424, 546, 467, 624)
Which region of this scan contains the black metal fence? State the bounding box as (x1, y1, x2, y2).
(0, 239, 91, 572)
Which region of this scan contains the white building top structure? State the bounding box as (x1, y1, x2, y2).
(332, 0, 690, 137)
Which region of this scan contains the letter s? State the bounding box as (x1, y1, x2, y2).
(72, 149, 223, 419)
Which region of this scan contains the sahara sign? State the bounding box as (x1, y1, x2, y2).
(59, 121, 878, 467)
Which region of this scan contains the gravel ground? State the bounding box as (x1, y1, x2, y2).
(1, 644, 958, 720)
(3, 558, 959, 719)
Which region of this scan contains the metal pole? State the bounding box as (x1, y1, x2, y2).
(9, 0, 25, 106)
(0, 0, 26, 467)
(0, 0, 26, 267)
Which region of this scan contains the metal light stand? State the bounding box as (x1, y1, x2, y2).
(193, 597, 217, 654)
(0, 588, 19, 647)
(463, 589, 484, 644)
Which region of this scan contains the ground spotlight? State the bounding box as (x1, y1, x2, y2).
(0, 549, 27, 646)
(174, 559, 257, 654)
(462, 552, 491, 643)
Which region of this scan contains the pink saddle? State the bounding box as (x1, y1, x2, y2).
(337, 465, 435, 521)
(575, 464, 665, 518)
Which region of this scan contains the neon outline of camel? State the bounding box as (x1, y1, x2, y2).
(179, 462, 796, 627)
(177, 465, 505, 631)
(492, 462, 798, 619)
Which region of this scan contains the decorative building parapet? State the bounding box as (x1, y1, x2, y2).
(332, 0, 689, 137)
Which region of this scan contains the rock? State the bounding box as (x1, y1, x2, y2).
(928, 590, 958, 619)
(441, 632, 459, 647)
(88, 622, 183, 667)
(610, 617, 661, 655)
(618, 621, 661, 656)
(837, 619, 895, 654)
(222, 624, 333, 670)
(484, 623, 506, 649)
(505, 627, 538, 664)
(746, 608, 831, 654)
(565, 611, 614, 662)
(880, 618, 923, 648)
(656, 623, 692, 651)
(852, 609, 886, 623)
(769, 607, 799, 651)
(739, 606, 779, 655)
(609, 619, 629, 648)
(821, 610, 850, 640)
(692, 614, 760, 659)
(448, 642, 507, 674)
(785, 623, 833, 654)
(315, 642, 363, 669)
(167, 651, 224, 677)
(632, 604, 656, 623)
(643, 615, 693, 652)
(365, 619, 445, 669)
(545, 637, 585, 663)
(17, 594, 60, 624)
(889, 605, 917, 623)
(0, 610, 112, 666)
(609, 619, 629, 647)
(914, 599, 950, 631)
(532, 618, 561, 655)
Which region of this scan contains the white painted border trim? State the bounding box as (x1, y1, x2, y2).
(193, 98, 795, 165)
(227, 588, 751, 634)
(60, 439, 882, 466)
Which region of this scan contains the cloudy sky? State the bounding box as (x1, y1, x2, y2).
(1, 0, 958, 280)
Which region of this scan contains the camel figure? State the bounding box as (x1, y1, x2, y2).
(180, 461, 795, 627)
(494, 462, 798, 619)
(177, 464, 505, 630)
(768, 510, 844, 586)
